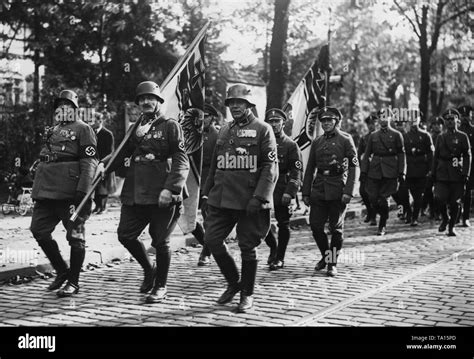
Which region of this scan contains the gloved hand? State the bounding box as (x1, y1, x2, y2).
(184, 108, 205, 129)
(74, 191, 87, 207)
(200, 196, 208, 215)
(341, 194, 352, 205)
(246, 197, 262, 216)
(94, 162, 106, 181)
(303, 196, 310, 207)
(398, 173, 405, 183)
(281, 193, 292, 206)
(158, 189, 173, 208)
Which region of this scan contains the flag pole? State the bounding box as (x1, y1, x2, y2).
(161, 21, 210, 90)
(326, 6, 332, 107)
(69, 21, 211, 223)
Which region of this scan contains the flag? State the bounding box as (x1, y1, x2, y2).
(160, 21, 209, 234)
(283, 45, 329, 166)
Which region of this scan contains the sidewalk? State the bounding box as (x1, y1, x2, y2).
(0, 194, 386, 282)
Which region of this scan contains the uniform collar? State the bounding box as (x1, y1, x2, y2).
(410, 126, 419, 133)
(232, 112, 256, 128)
(324, 128, 338, 139)
(140, 112, 161, 126)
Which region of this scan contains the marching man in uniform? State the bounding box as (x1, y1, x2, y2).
(30, 90, 98, 297)
(202, 84, 278, 313)
(302, 107, 359, 277)
(403, 110, 434, 226)
(263, 108, 303, 271)
(433, 108, 471, 236)
(360, 109, 406, 236)
(97, 81, 189, 303)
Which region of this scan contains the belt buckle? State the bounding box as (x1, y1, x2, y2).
(43, 154, 51, 162)
(323, 170, 330, 176)
(135, 156, 140, 163)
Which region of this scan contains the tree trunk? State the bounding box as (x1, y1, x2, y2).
(419, 49, 430, 122)
(266, 0, 290, 111)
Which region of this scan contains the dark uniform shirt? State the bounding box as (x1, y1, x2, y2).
(460, 123, 474, 178)
(107, 114, 189, 205)
(96, 127, 114, 160)
(361, 127, 406, 179)
(433, 129, 471, 182)
(357, 131, 373, 161)
(274, 133, 303, 206)
(201, 125, 218, 190)
(302, 129, 359, 201)
(32, 120, 98, 200)
(203, 112, 278, 210)
(403, 127, 434, 178)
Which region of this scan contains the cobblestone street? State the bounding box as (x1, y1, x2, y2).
(0, 215, 472, 328)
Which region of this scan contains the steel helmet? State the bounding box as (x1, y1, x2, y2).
(224, 84, 256, 107)
(54, 90, 79, 109)
(135, 81, 164, 105)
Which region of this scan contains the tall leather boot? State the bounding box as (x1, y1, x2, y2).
(57, 245, 84, 297)
(38, 238, 69, 291)
(270, 225, 289, 270)
(312, 229, 329, 270)
(377, 199, 388, 235)
(447, 203, 459, 236)
(121, 240, 154, 293)
(438, 204, 449, 232)
(192, 223, 211, 266)
(328, 233, 343, 277)
(237, 259, 258, 313)
(146, 249, 171, 303)
(264, 230, 277, 265)
(213, 252, 240, 304)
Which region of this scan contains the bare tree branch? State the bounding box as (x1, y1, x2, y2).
(439, 4, 474, 27)
(429, 0, 445, 54)
(394, 0, 421, 39)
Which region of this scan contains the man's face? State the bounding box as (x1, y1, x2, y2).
(320, 117, 337, 133)
(410, 117, 420, 130)
(55, 100, 75, 122)
(367, 122, 376, 132)
(228, 99, 249, 121)
(265, 118, 284, 136)
(92, 115, 103, 129)
(444, 116, 457, 130)
(138, 94, 160, 114)
(461, 112, 472, 126)
(203, 113, 213, 130)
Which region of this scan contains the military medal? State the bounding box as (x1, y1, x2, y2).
(62, 145, 66, 151)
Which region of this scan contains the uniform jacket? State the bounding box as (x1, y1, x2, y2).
(403, 127, 434, 178)
(96, 126, 114, 160)
(357, 132, 372, 161)
(32, 119, 98, 200)
(273, 133, 303, 206)
(460, 123, 474, 178)
(302, 129, 359, 202)
(433, 129, 471, 183)
(106, 113, 189, 205)
(203, 112, 278, 210)
(361, 127, 406, 179)
(200, 125, 218, 190)
(95, 126, 115, 196)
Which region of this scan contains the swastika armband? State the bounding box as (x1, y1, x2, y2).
(80, 145, 97, 158)
(347, 156, 359, 167)
(268, 150, 277, 162)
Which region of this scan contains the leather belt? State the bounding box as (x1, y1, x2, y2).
(40, 154, 79, 163)
(373, 153, 396, 157)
